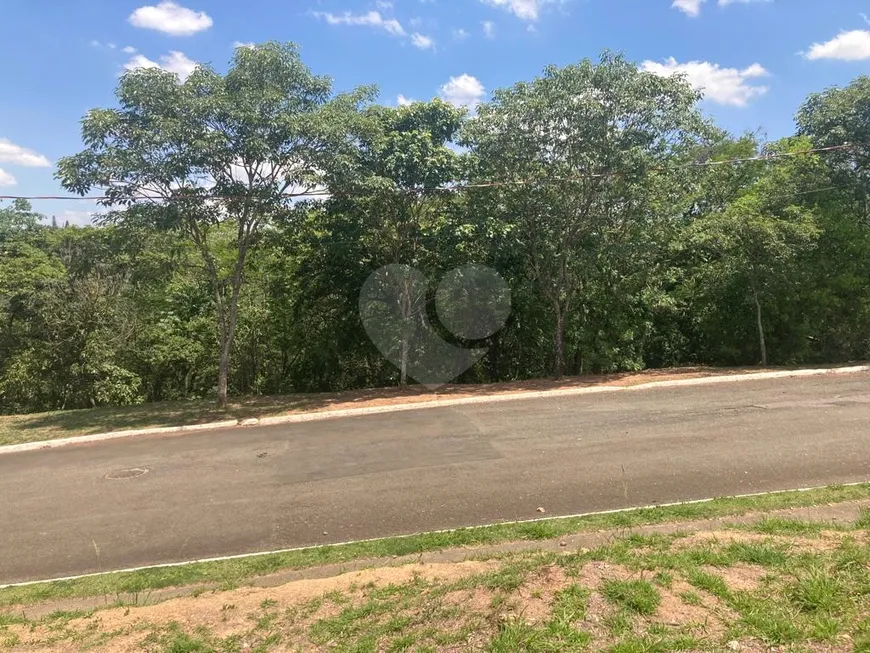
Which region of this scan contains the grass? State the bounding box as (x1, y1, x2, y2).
(3, 483, 870, 609)
(0, 394, 315, 446)
(5, 508, 870, 651)
(601, 580, 661, 615)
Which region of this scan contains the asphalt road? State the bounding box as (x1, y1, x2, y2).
(2, 373, 870, 584)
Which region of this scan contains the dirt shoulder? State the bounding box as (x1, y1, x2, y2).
(2, 364, 861, 446)
(4, 499, 870, 652)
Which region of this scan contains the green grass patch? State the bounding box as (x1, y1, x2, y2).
(651, 571, 673, 588)
(685, 569, 731, 599)
(600, 580, 661, 615)
(724, 541, 789, 567)
(730, 595, 803, 645)
(788, 566, 846, 613)
(678, 590, 702, 606)
(0, 613, 28, 626)
(855, 508, 870, 530)
(749, 516, 827, 536)
(609, 633, 700, 653)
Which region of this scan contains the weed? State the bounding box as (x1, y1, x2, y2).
(725, 541, 787, 567)
(789, 566, 844, 613)
(652, 571, 673, 588)
(854, 508, 870, 530)
(601, 580, 661, 615)
(685, 569, 730, 599)
(751, 517, 824, 536)
(678, 590, 702, 606)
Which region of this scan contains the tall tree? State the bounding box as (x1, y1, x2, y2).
(317, 99, 465, 385)
(463, 52, 710, 377)
(796, 77, 870, 361)
(797, 76, 870, 221)
(57, 42, 374, 407)
(0, 199, 40, 237)
(685, 137, 822, 365)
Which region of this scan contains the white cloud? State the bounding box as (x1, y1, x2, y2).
(313, 10, 405, 36)
(376, 0, 393, 8)
(453, 28, 470, 39)
(233, 41, 255, 49)
(0, 139, 51, 167)
(482, 20, 496, 38)
(57, 210, 101, 227)
(124, 53, 161, 71)
(672, 0, 703, 16)
(482, 0, 552, 21)
(124, 51, 197, 80)
(0, 169, 16, 187)
(641, 57, 769, 107)
(805, 30, 870, 61)
(673, 0, 769, 16)
(128, 2, 213, 36)
(160, 51, 197, 78)
(411, 32, 434, 49)
(122, 45, 137, 54)
(439, 74, 486, 109)
(397, 94, 414, 106)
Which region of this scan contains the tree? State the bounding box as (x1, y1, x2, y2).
(316, 99, 466, 385)
(795, 77, 870, 362)
(463, 52, 710, 377)
(0, 199, 40, 237)
(797, 77, 870, 220)
(57, 42, 375, 407)
(685, 138, 822, 365)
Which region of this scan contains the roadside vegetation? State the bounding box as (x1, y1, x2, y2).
(3, 44, 870, 416)
(2, 488, 870, 651)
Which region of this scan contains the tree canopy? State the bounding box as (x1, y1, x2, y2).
(2, 47, 870, 413)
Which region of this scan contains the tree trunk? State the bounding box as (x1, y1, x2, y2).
(217, 339, 232, 408)
(553, 306, 565, 379)
(397, 273, 416, 387)
(753, 288, 768, 367)
(216, 234, 251, 408)
(400, 330, 409, 386)
(186, 215, 254, 409)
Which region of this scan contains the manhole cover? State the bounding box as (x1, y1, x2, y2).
(105, 467, 149, 480)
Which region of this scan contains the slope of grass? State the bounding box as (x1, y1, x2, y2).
(4, 507, 870, 651)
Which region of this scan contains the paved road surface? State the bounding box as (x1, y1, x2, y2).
(2, 373, 870, 584)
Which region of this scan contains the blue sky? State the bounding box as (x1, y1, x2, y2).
(1, 0, 869, 224)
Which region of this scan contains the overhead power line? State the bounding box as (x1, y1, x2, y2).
(0, 143, 859, 204)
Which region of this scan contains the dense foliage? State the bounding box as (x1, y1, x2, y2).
(2, 45, 870, 414)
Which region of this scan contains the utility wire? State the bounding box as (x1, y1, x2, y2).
(0, 142, 858, 204)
